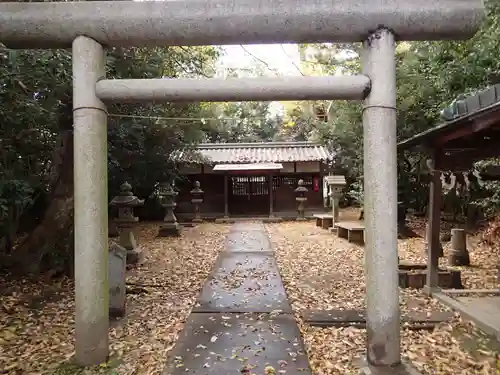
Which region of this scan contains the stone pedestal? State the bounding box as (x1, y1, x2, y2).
(190, 181, 204, 223)
(119, 226, 137, 249)
(296, 197, 307, 221)
(355, 357, 422, 375)
(158, 222, 182, 236)
(109, 243, 127, 318)
(325, 175, 347, 226)
(116, 221, 143, 264)
(331, 196, 340, 222)
(109, 220, 119, 238)
(109, 182, 145, 265)
(295, 179, 308, 221)
(448, 228, 470, 266)
(158, 181, 181, 237)
(191, 199, 203, 223)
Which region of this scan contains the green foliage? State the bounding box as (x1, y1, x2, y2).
(0, 180, 34, 252)
(3, 0, 500, 270)
(278, 105, 322, 142)
(0, 44, 222, 262)
(300, 0, 500, 213)
(472, 159, 500, 216)
(0, 180, 34, 220)
(201, 101, 281, 143)
(0, 40, 288, 268)
(105, 46, 222, 196)
(1, 46, 71, 255)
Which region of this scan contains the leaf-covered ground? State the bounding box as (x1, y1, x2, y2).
(266, 214, 499, 375)
(1, 218, 498, 374)
(399, 215, 499, 290)
(0, 223, 229, 375)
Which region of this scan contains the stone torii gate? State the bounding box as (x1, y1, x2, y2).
(0, 0, 484, 371)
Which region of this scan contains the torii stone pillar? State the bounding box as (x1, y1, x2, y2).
(73, 36, 109, 365)
(361, 28, 401, 368)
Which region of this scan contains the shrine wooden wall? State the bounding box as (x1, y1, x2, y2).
(176, 174, 225, 216)
(175, 161, 325, 218)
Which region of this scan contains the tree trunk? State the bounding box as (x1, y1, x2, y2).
(11, 128, 75, 276)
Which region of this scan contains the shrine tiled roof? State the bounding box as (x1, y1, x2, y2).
(398, 84, 500, 151)
(173, 141, 332, 164)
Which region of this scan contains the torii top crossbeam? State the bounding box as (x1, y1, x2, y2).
(0, 0, 484, 49)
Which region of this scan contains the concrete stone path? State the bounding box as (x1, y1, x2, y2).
(163, 222, 312, 375)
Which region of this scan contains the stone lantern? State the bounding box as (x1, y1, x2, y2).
(294, 179, 308, 221)
(109, 182, 145, 265)
(325, 175, 346, 225)
(190, 180, 204, 223)
(158, 181, 181, 237)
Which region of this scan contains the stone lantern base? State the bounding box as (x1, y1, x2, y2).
(296, 197, 307, 221)
(117, 224, 144, 265)
(191, 198, 203, 223)
(354, 357, 422, 375)
(158, 222, 182, 237)
(109, 220, 119, 238)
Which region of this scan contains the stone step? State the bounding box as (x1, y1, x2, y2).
(164, 224, 311, 375)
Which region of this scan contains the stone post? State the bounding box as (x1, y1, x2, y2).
(294, 179, 308, 221)
(109, 182, 145, 265)
(190, 180, 204, 223)
(448, 228, 470, 266)
(158, 181, 181, 236)
(108, 243, 127, 318)
(424, 222, 444, 257)
(331, 192, 340, 223)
